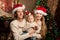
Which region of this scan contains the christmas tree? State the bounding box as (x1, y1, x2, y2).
(36, 0, 58, 40)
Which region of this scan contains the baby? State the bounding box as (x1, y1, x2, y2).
(25, 11, 42, 40)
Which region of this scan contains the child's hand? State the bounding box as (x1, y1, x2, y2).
(29, 28, 35, 35)
(28, 28, 35, 37)
(32, 26, 38, 30)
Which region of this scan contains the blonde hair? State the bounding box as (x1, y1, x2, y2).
(35, 15, 47, 39)
(40, 16, 47, 39)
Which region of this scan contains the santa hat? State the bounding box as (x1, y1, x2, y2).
(12, 4, 25, 14)
(34, 6, 47, 16)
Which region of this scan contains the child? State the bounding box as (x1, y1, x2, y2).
(25, 11, 42, 40)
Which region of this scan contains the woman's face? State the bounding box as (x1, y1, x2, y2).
(35, 13, 43, 20)
(17, 10, 24, 19)
(27, 15, 34, 23)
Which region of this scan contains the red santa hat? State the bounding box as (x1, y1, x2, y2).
(34, 6, 47, 16)
(12, 4, 25, 14)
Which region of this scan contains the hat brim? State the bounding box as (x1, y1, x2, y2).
(12, 5, 25, 14)
(34, 10, 47, 16)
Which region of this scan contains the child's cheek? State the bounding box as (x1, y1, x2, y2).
(31, 18, 34, 22)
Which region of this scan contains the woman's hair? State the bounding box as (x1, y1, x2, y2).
(14, 11, 18, 19)
(35, 14, 47, 39)
(40, 16, 47, 39)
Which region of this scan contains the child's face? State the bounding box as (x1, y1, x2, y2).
(35, 13, 43, 20)
(27, 15, 34, 23)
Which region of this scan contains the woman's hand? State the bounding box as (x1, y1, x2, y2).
(28, 28, 35, 37)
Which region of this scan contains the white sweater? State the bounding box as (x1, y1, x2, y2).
(26, 22, 42, 39)
(10, 19, 30, 40)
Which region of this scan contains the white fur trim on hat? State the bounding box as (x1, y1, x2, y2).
(12, 5, 25, 14)
(34, 10, 47, 16)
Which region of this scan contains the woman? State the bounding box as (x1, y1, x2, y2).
(10, 4, 35, 40)
(34, 6, 47, 40)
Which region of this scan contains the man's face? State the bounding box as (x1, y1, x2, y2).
(17, 10, 24, 19)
